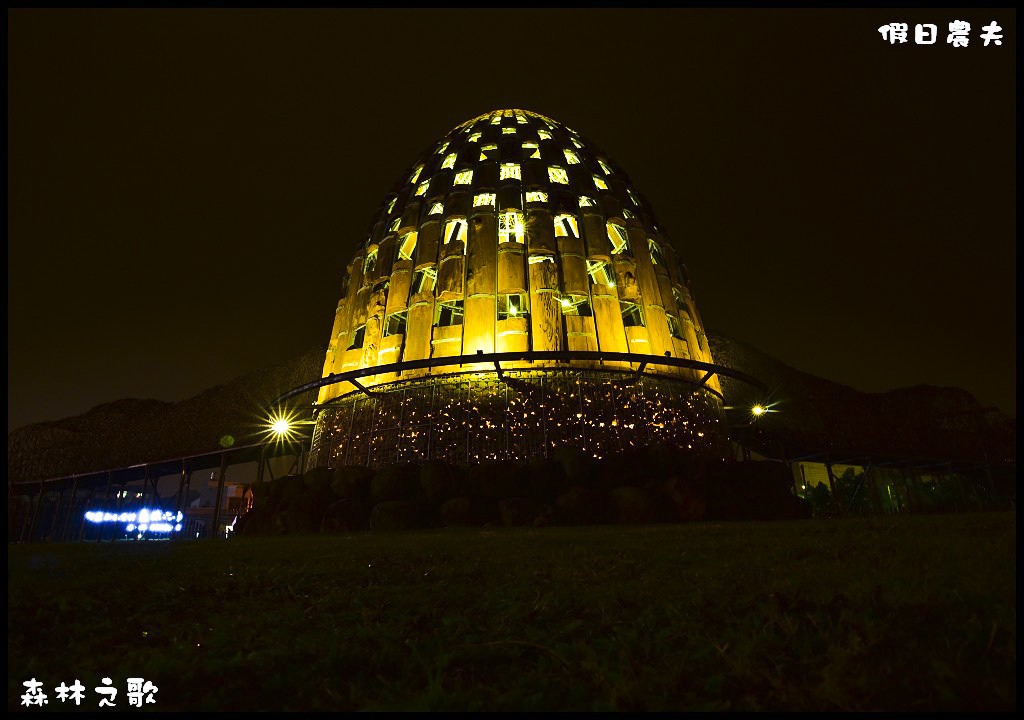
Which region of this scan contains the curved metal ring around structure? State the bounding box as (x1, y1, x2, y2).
(274, 350, 767, 406)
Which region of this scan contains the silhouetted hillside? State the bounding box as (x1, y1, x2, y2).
(8, 346, 324, 483)
(710, 335, 1015, 465)
(7, 335, 1014, 484)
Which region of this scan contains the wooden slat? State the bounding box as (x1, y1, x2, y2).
(526, 209, 556, 255)
(497, 244, 526, 293)
(582, 213, 611, 259)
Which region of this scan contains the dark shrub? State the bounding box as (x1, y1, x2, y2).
(420, 460, 460, 503)
(332, 466, 375, 499)
(555, 485, 609, 525)
(608, 485, 658, 524)
(303, 466, 334, 494)
(370, 500, 424, 531)
(498, 497, 552, 527)
(321, 498, 368, 533)
(370, 464, 420, 502)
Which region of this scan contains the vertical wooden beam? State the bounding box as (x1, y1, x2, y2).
(78, 485, 96, 542)
(210, 452, 229, 540)
(824, 457, 842, 514)
(109, 482, 124, 542)
(61, 475, 79, 542)
(27, 480, 44, 544)
(49, 489, 65, 542)
(97, 471, 113, 542)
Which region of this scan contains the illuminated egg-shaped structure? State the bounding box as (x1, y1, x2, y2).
(308, 109, 725, 468)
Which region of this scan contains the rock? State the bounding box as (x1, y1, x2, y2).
(658, 476, 707, 522)
(551, 446, 595, 487)
(532, 513, 552, 528)
(271, 511, 288, 535)
(321, 498, 368, 533)
(370, 500, 424, 531)
(498, 497, 552, 526)
(438, 496, 475, 526)
(370, 464, 421, 502)
(303, 466, 334, 493)
(237, 506, 270, 536)
(555, 485, 609, 525)
(286, 490, 327, 534)
(420, 460, 460, 503)
(279, 475, 307, 507)
(468, 461, 523, 499)
(525, 458, 570, 499)
(608, 485, 657, 524)
(332, 466, 375, 499)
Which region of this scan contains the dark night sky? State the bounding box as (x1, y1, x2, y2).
(8, 9, 1016, 430)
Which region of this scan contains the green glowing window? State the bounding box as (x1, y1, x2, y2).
(415, 181, 429, 197)
(598, 159, 613, 175)
(479, 144, 498, 161)
(498, 211, 524, 244)
(622, 208, 634, 219)
(627, 189, 640, 206)
(648, 239, 664, 265)
(526, 191, 547, 203)
(571, 138, 583, 149)
(500, 163, 521, 181)
(515, 112, 528, 125)
(454, 169, 473, 185)
(441, 153, 457, 169)
(489, 114, 502, 125)
(498, 293, 529, 320)
(620, 301, 644, 327)
(436, 141, 450, 154)
(397, 231, 417, 261)
(468, 132, 482, 143)
(528, 254, 554, 265)
(349, 325, 366, 349)
(428, 202, 444, 216)
(412, 266, 437, 294)
(608, 223, 630, 254)
(387, 197, 397, 213)
(560, 295, 592, 317)
(502, 127, 516, 135)
(363, 250, 377, 275)
(578, 196, 596, 208)
(674, 289, 692, 319)
(667, 314, 684, 340)
(409, 165, 423, 183)
(435, 300, 464, 327)
(548, 166, 569, 184)
(473, 193, 496, 207)
(563, 149, 580, 164)
(537, 129, 553, 140)
(522, 142, 540, 159)
(389, 217, 400, 232)
(554, 214, 579, 239)
(593, 175, 609, 190)
(385, 311, 408, 337)
(444, 219, 468, 247)
(587, 260, 615, 287)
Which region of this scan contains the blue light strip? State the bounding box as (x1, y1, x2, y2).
(84, 509, 183, 533)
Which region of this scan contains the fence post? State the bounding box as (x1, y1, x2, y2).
(210, 452, 229, 540)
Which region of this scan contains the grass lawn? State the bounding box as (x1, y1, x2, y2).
(8, 513, 1016, 712)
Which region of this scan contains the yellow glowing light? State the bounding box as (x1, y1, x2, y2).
(752, 405, 765, 416)
(272, 419, 291, 435)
